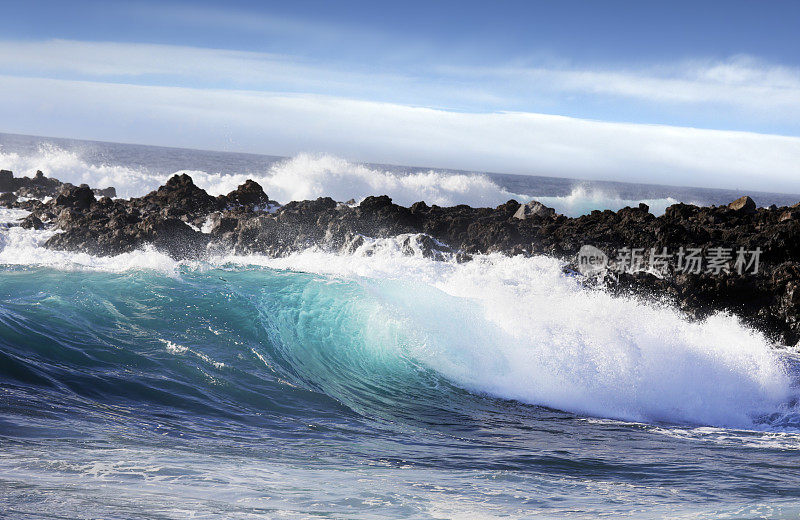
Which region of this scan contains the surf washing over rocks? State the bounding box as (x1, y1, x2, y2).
(1, 134, 800, 430)
(3, 153, 800, 344)
(0, 135, 696, 213)
(1, 157, 800, 427)
(4, 138, 800, 519)
(0, 200, 798, 430)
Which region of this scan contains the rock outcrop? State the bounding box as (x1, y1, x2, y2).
(729, 195, 757, 214)
(0, 169, 115, 200)
(513, 200, 556, 220)
(2, 169, 800, 345)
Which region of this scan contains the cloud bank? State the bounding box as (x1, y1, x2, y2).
(1, 75, 798, 193)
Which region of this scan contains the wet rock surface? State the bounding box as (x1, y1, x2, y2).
(2, 170, 800, 345)
(0, 169, 115, 200)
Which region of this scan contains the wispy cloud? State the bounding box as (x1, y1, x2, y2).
(1, 39, 799, 127)
(1, 75, 798, 193)
(0, 39, 497, 109)
(446, 55, 800, 110)
(125, 2, 362, 43)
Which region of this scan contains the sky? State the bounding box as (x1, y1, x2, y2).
(1, 0, 799, 192)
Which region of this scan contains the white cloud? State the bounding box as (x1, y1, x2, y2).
(0, 40, 356, 86)
(451, 55, 800, 111)
(0, 39, 497, 110)
(0, 75, 798, 193)
(2, 40, 800, 122)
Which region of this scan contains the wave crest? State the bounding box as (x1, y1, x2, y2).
(247, 247, 796, 429)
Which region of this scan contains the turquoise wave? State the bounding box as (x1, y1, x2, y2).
(3, 265, 800, 518)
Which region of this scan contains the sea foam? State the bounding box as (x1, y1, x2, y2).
(243, 244, 796, 429)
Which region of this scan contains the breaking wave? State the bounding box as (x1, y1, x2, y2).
(0, 205, 797, 430)
(536, 185, 682, 217)
(0, 143, 682, 214)
(0, 144, 523, 206)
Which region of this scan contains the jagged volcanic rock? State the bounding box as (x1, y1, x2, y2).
(729, 195, 757, 214)
(223, 179, 271, 207)
(1, 169, 800, 345)
(0, 169, 115, 200)
(513, 199, 557, 219)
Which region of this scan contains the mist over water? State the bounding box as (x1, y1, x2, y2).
(2, 134, 800, 518)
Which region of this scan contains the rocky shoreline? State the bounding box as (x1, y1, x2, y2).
(2, 169, 799, 346)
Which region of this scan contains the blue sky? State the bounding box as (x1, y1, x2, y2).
(1, 0, 799, 191)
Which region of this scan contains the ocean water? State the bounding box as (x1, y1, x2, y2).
(2, 133, 800, 519)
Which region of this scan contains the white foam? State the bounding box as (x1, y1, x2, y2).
(1, 144, 692, 217)
(0, 219, 183, 275)
(0, 208, 30, 225)
(536, 184, 681, 217)
(160, 339, 225, 369)
(0, 143, 164, 198)
(222, 243, 796, 429)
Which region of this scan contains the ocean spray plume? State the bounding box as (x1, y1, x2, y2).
(198, 153, 526, 207)
(0, 143, 164, 198)
(1, 144, 683, 214)
(0, 145, 527, 207)
(535, 184, 681, 217)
